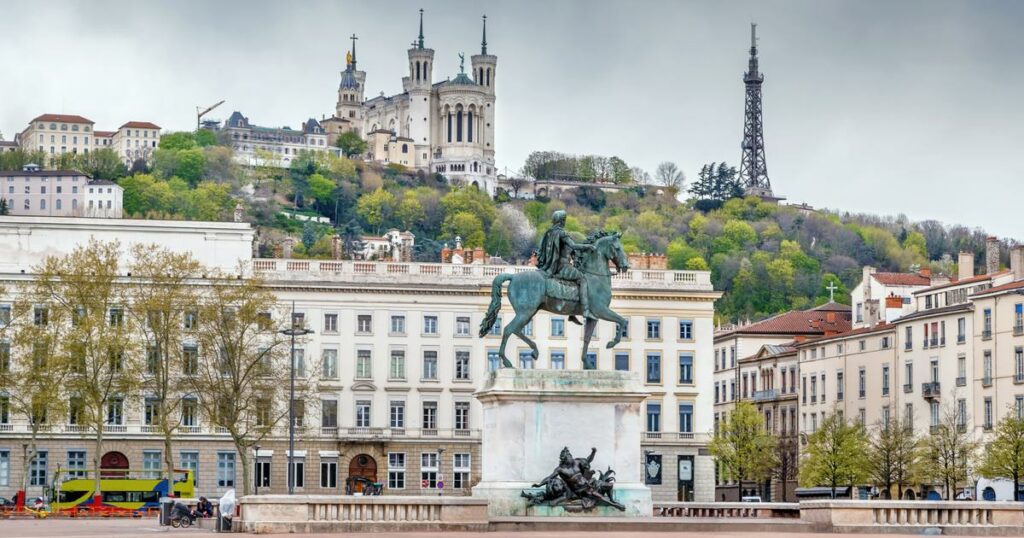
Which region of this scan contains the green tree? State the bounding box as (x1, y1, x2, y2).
(685, 257, 710, 271)
(485, 218, 513, 258)
(306, 173, 336, 211)
(74, 148, 128, 180)
(799, 412, 870, 498)
(523, 201, 548, 227)
(335, 131, 368, 157)
(396, 191, 426, 231)
(923, 402, 979, 500)
(867, 415, 923, 499)
(608, 156, 631, 183)
(194, 129, 218, 147)
(356, 188, 396, 233)
(903, 230, 928, 261)
(445, 211, 486, 247)
(175, 148, 206, 186)
(441, 186, 497, 228)
(0, 198, 9, 215)
(158, 132, 197, 151)
(978, 410, 1024, 502)
(709, 401, 778, 491)
(302, 221, 317, 251)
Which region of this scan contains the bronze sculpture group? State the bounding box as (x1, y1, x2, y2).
(479, 210, 630, 368)
(521, 446, 624, 511)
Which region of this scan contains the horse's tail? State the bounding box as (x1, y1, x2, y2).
(479, 273, 512, 337)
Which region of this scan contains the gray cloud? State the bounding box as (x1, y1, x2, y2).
(1, 0, 1020, 238)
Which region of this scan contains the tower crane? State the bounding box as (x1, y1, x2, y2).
(196, 100, 225, 129)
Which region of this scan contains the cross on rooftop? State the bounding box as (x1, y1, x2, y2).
(825, 281, 839, 302)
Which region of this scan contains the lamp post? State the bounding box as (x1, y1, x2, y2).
(254, 445, 261, 496)
(280, 301, 313, 495)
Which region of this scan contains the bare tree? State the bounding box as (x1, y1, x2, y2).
(923, 400, 979, 500)
(868, 415, 923, 499)
(503, 176, 530, 199)
(655, 161, 686, 193)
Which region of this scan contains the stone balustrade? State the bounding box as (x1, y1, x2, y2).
(251, 259, 714, 291)
(800, 500, 1024, 530)
(238, 494, 489, 533)
(654, 502, 800, 519)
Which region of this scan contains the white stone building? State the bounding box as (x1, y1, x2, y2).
(110, 121, 162, 165)
(0, 165, 122, 218)
(221, 112, 335, 168)
(16, 114, 161, 163)
(336, 11, 498, 194)
(0, 218, 719, 503)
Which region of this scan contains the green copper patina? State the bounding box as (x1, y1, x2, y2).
(479, 211, 631, 368)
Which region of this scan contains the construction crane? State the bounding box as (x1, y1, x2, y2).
(196, 100, 225, 129)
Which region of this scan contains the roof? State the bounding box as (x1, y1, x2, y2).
(224, 111, 250, 129)
(446, 72, 477, 86)
(0, 169, 90, 177)
(872, 272, 931, 286)
(120, 121, 161, 130)
(93, 130, 116, 137)
(302, 118, 324, 134)
(715, 302, 852, 340)
(913, 271, 1009, 294)
(741, 342, 799, 363)
(895, 302, 972, 323)
(31, 113, 93, 124)
(970, 279, 1024, 299)
(339, 67, 360, 90)
(0, 141, 17, 147)
(87, 179, 119, 186)
(796, 322, 895, 347)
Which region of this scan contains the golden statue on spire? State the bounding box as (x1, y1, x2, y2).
(345, 50, 353, 66)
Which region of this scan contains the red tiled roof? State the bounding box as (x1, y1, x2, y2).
(970, 280, 1024, 299)
(31, 113, 93, 124)
(93, 130, 116, 137)
(716, 303, 852, 339)
(120, 121, 161, 129)
(873, 272, 931, 286)
(796, 322, 895, 347)
(914, 271, 1009, 294)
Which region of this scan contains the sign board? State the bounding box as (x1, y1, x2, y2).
(438, 481, 444, 490)
(678, 459, 693, 481)
(644, 454, 662, 485)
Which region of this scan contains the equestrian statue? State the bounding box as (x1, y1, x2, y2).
(479, 210, 630, 368)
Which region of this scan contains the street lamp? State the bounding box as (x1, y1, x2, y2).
(280, 302, 313, 495)
(254, 445, 261, 496)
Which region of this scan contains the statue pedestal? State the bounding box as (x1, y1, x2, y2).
(472, 369, 653, 517)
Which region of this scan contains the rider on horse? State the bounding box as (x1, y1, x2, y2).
(536, 210, 596, 321)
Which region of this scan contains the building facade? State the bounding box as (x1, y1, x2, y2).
(16, 115, 160, 163)
(221, 112, 335, 168)
(110, 122, 162, 165)
(336, 12, 498, 194)
(0, 219, 719, 503)
(0, 165, 122, 218)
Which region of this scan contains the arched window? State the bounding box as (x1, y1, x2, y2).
(402, 143, 408, 153)
(467, 110, 473, 142)
(446, 111, 452, 143)
(487, 68, 491, 86)
(456, 106, 463, 142)
(40, 199, 46, 210)
(415, 61, 421, 81)
(72, 199, 77, 209)
(56, 199, 62, 210)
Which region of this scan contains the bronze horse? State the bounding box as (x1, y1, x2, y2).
(479, 231, 630, 368)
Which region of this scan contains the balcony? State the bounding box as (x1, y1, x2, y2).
(957, 335, 966, 344)
(320, 426, 338, 437)
(956, 376, 966, 387)
(179, 426, 201, 434)
(922, 382, 941, 399)
(1015, 373, 1024, 385)
(903, 383, 913, 393)
(752, 389, 780, 402)
(983, 329, 993, 340)
(983, 376, 993, 387)
(141, 425, 160, 433)
(645, 431, 663, 440)
(104, 424, 127, 433)
(1015, 324, 1024, 336)
(65, 424, 88, 433)
(339, 427, 481, 440)
(0, 423, 12, 432)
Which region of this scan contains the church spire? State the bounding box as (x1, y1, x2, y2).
(417, 8, 425, 49)
(481, 15, 488, 55)
(348, 33, 358, 70)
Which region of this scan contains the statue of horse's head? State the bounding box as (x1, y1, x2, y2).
(588, 230, 630, 274)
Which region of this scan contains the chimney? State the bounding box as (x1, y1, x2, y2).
(986, 237, 1000, 275)
(441, 243, 451, 263)
(885, 295, 903, 309)
(958, 251, 975, 281)
(1012, 246, 1024, 281)
(862, 266, 876, 300)
(919, 267, 931, 278)
(282, 237, 294, 259)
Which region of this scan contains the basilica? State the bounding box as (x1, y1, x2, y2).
(328, 10, 498, 194)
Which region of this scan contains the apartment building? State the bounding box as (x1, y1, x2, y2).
(850, 266, 932, 328)
(110, 122, 162, 165)
(0, 165, 122, 218)
(19, 114, 96, 156)
(741, 343, 800, 501)
(221, 111, 335, 168)
(0, 218, 720, 503)
(712, 302, 851, 500)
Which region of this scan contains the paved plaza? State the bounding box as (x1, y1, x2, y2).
(0, 518, 1003, 538)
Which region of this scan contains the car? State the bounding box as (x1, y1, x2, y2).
(741, 496, 763, 503)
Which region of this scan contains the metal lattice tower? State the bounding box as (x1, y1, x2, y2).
(738, 23, 773, 199)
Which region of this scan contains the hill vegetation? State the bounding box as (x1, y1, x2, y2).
(0, 134, 1013, 323)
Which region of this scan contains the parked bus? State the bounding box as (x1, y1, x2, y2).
(51, 468, 194, 512)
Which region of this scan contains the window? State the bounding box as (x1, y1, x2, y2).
(678, 320, 693, 340)
(984, 351, 993, 385)
(321, 399, 338, 428)
(810, 375, 817, 402)
(423, 315, 438, 335)
(421, 350, 437, 380)
(615, 352, 629, 371)
(455, 350, 471, 380)
(146, 346, 160, 375)
(389, 348, 405, 377)
(292, 348, 305, 377)
(144, 398, 160, 425)
(519, 350, 534, 369)
(983, 308, 993, 337)
(905, 327, 914, 349)
(291, 399, 305, 428)
(34, 306, 48, 326)
(646, 402, 661, 432)
(388, 453, 406, 489)
(29, 451, 47, 486)
(882, 365, 890, 396)
(323, 313, 338, 333)
(646, 319, 661, 339)
(905, 361, 914, 389)
(858, 367, 866, 398)
(0, 304, 10, 326)
(984, 397, 993, 429)
(107, 397, 124, 425)
(679, 403, 693, 433)
(550, 351, 565, 370)
(453, 453, 471, 488)
(320, 459, 337, 488)
(678, 353, 693, 384)
(109, 307, 124, 327)
(957, 355, 967, 386)
(1016, 347, 1024, 383)
(620, 319, 629, 340)
(356, 349, 372, 379)
(290, 458, 305, 489)
(357, 314, 372, 333)
(454, 401, 470, 431)
(422, 401, 438, 430)
(67, 450, 86, 479)
(882, 406, 891, 428)
(456, 316, 471, 336)
(859, 340, 866, 351)
(390, 401, 406, 429)
(356, 400, 371, 428)
(584, 351, 597, 370)
(322, 348, 338, 379)
(489, 315, 502, 336)
(0, 341, 9, 373)
(487, 350, 500, 372)
(181, 398, 198, 427)
(254, 456, 270, 489)
(184, 311, 197, 330)
(390, 315, 406, 334)
(1016, 304, 1023, 332)
(421, 453, 439, 488)
(551, 318, 565, 337)
(836, 371, 845, 400)
(143, 450, 162, 479)
(646, 353, 662, 383)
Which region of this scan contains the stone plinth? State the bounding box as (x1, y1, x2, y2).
(472, 369, 652, 517)
(237, 495, 489, 533)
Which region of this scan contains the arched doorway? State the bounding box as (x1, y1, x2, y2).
(983, 487, 996, 501)
(903, 489, 917, 500)
(346, 454, 377, 494)
(100, 451, 129, 478)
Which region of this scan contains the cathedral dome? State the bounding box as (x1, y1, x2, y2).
(446, 72, 476, 86)
(339, 67, 360, 90)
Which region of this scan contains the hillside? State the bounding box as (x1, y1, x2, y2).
(1, 133, 1015, 323)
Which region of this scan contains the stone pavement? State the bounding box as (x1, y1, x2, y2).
(0, 518, 1000, 538)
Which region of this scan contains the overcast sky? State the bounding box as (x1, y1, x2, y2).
(1, 1, 1020, 238)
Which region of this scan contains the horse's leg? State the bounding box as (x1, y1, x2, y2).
(581, 318, 597, 367)
(498, 308, 522, 368)
(514, 309, 541, 363)
(591, 301, 627, 349)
